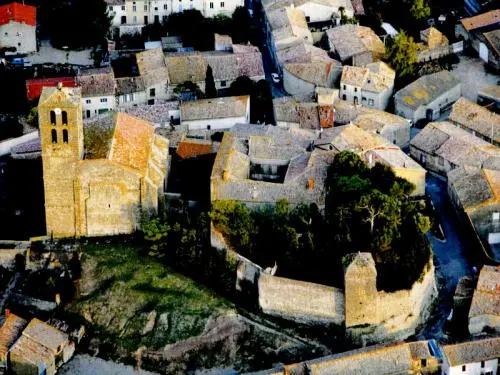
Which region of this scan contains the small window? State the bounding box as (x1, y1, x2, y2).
(132, 5, 137, 11)
(207, 125, 211, 130)
(305, 16, 310, 22)
(62, 111, 68, 125)
(4, 32, 7, 36)
(100, 98, 107, 103)
(109, 6, 113, 11)
(343, 85, 346, 90)
(493, 212, 500, 222)
(50, 110, 56, 125)
(150, 88, 156, 97)
(462, 365, 466, 372)
(63, 129, 68, 143)
(220, 1, 224, 6)
(133, 15, 137, 23)
(51, 129, 57, 143)
(221, 80, 227, 87)
(144, 4, 147, 10)
(164, 4, 167, 9)
(481, 361, 485, 368)
(354, 87, 358, 92)
(368, 99, 374, 106)
(210, 2, 213, 7)
(155, 7, 158, 10)
(85, 99, 91, 104)
(121, 5, 125, 10)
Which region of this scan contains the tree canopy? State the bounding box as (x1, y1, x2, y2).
(410, 0, 431, 20)
(205, 65, 217, 99)
(212, 151, 431, 291)
(385, 31, 419, 78)
(41, 0, 112, 49)
(229, 77, 275, 124)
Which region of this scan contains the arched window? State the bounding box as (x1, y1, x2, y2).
(51, 129, 57, 144)
(62, 111, 68, 125)
(50, 110, 56, 125)
(63, 129, 68, 144)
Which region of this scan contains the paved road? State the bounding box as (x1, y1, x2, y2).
(252, 10, 288, 98)
(416, 174, 475, 339)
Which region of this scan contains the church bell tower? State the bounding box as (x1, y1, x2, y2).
(38, 84, 84, 237)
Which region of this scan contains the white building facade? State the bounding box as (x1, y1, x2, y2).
(107, 0, 243, 30)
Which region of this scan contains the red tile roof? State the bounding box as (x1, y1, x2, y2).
(26, 77, 77, 101)
(0, 314, 27, 360)
(460, 9, 500, 32)
(177, 138, 213, 159)
(0, 2, 36, 27)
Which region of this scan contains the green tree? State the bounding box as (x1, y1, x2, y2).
(205, 65, 217, 99)
(385, 31, 418, 78)
(173, 81, 203, 99)
(142, 217, 170, 258)
(410, 0, 431, 20)
(44, 0, 112, 49)
(229, 76, 254, 96)
(231, 6, 252, 44)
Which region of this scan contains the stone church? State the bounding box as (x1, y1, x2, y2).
(39, 85, 169, 238)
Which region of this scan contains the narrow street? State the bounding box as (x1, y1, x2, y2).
(416, 174, 475, 339)
(252, 8, 288, 98)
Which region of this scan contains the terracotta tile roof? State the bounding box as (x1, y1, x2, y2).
(341, 66, 369, 87)
(319, 123, 392, 153)
(22, 318, 68, 353)
(9, 335, 53, 368)
(449, 97, 500, 143)
(411, 122, 500, 169)
(395, 71, 460, 110)
(115, 76, 145, 95)
(326, 25, 385, 62)
(0, 2, 36, 27)
(442, 337, 500, 367)
(421, 27, 449, 49)
(483, 29, 500, 59)
(0, 314, 27, 360)
(77, 67, 116, 97)
(305, 343, 414, 374)
(468, 265, 500, 318)
(479, 84, 500, 101)
(180, 96, 249, 121)
(109, 112, 155, 172)
(460, 9, 500, 32)
(165, 52, 207, 85)
(214, 33, 232, 49)
(286, 60, 341, 86)
(273, 96, 300, 124)
(136, 48, 170, 87)
(176, 137, 213, 159)
(352, 109, 409, 134)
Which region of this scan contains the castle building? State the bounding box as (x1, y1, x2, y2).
(39, 85, 169, 238)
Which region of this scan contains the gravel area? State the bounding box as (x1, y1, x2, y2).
(28, 40, 93, 66)
(59, 355, 159, 375)
(450, 55, 499, 102)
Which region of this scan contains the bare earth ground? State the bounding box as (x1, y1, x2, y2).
(450, 55, 499, 102)
(60, 354, 159, 375)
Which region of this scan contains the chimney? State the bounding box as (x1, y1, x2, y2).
(57, 82, 63, 90)
(308, 177, 314, 191)
(5, 308, 10, 317)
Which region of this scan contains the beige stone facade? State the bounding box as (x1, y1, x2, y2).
(39, 86, 169, 238)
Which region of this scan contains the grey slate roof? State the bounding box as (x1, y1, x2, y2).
(394, 71, 461, 110)
(181, 96, 249, 121)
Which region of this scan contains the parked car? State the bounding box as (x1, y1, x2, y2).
(271, 73, 280, 83)
(11, 58, 32, 67)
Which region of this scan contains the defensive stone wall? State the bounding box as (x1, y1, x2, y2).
(258, 273, 345, 325)
(210, 226, 437, 344)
